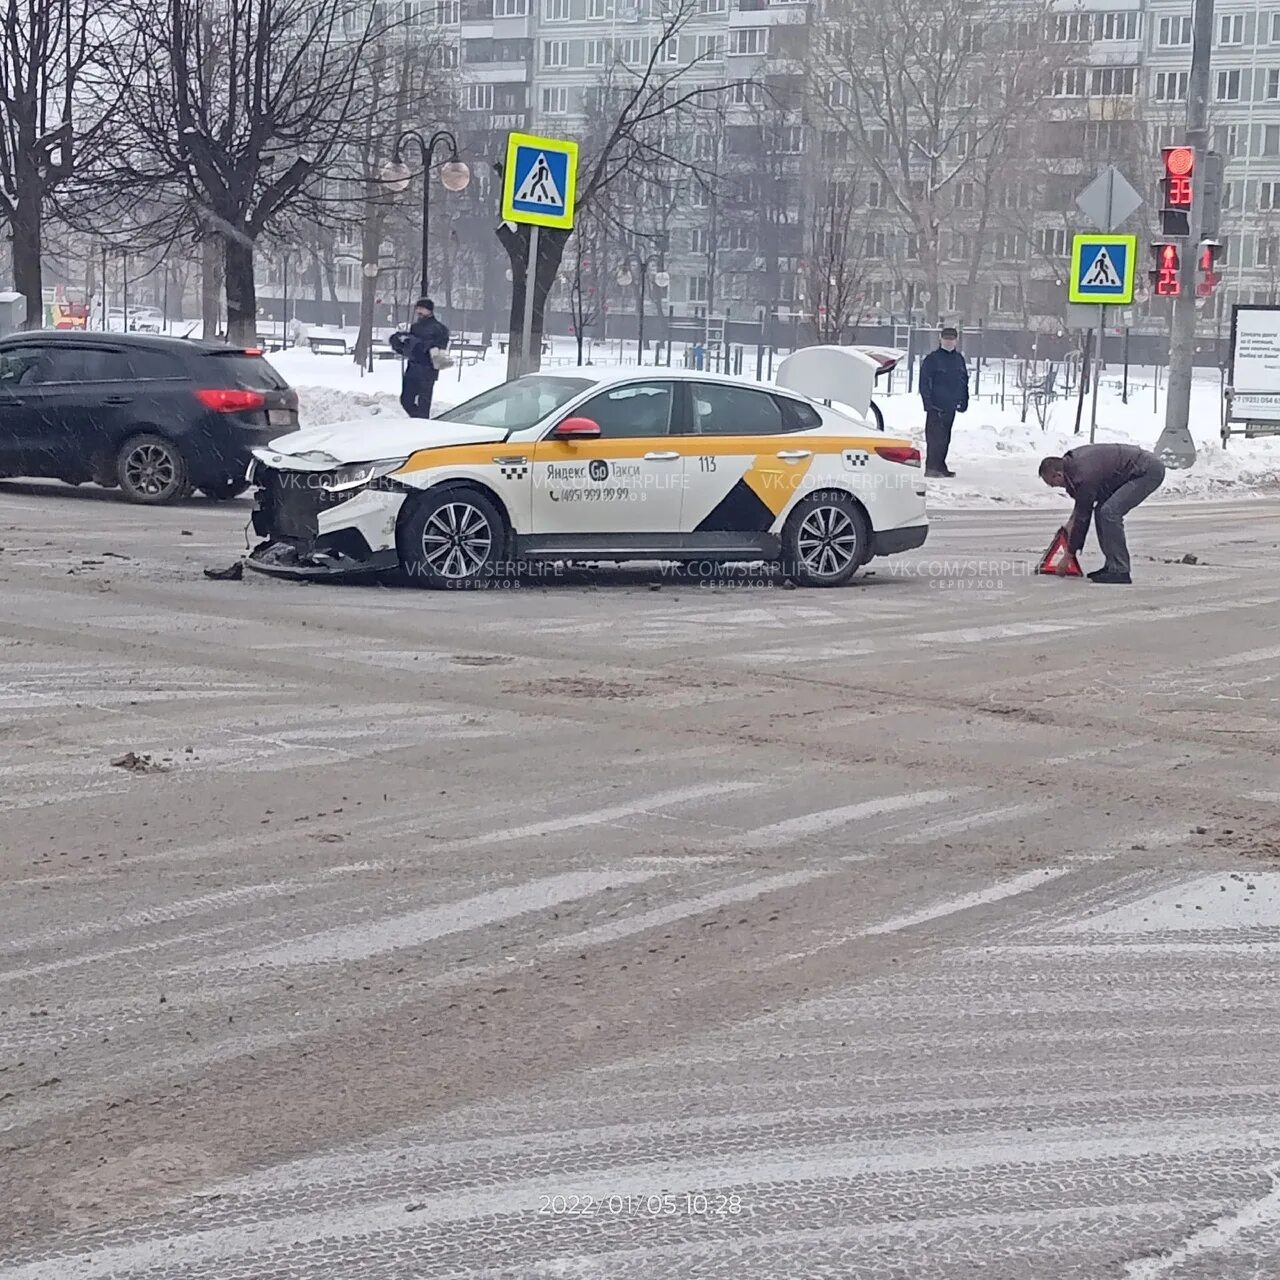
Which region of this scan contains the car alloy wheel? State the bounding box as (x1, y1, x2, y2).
(420, 501, 494, 580)
(784, 491, 866, 588)
(117, 434, 191, 504)
(797, 505, 860, 578)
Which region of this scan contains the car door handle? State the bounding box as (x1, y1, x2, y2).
(776, 449, 812, 460)
(644, 451, 680, 461)
(103, 395, 133, 405)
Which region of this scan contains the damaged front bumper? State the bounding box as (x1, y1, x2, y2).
(245, 460, 408, 580)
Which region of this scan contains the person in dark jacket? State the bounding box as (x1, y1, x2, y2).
(1039, 443, 1165, 584)
(918, 327, 969, 478)
(391, 298, 450, 419)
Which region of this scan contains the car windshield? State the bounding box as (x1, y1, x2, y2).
(435, 376, 593, 432)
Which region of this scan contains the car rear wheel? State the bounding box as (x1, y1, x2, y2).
(200, 480, 250, 500)
(117, 434, 191, 504)
(782, 491, 867, 588)
(398, 488, 507, 589)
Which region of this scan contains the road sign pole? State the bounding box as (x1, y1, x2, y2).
(1157, 0, 1212, 468)
(521, 225, 539, 377)
(1090, 307, 1105, 441)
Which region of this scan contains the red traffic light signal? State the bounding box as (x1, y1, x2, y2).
(1151, 242, 1181, 296)
(1196, 241, 1222, 296)
(1160, 146, 1195, 237)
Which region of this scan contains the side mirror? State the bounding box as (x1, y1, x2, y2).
(552, 416, 601, 440)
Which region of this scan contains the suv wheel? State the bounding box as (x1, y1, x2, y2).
(398, 489, 506, 589)
(117, 434, 191, 504)
(782, 491, 867, 588)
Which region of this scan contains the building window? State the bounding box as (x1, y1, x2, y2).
(617, 36, 646, 64)
(691, 133, 716, 162)
(587, 0, 609, 13)
(1051, 68, 1087, 98)
(1154, 71, 1189, 102)
(865, 232, 886, 258)
(689, 228, 708, 255)
(541, 86, 568, 114)
(775, 126, 804, 154)
(542, 39, 569, 66)
(1264, 124, 1280, 156)
(1258, 238, 1280, 266)
(437, 0, 461, 18)
(1272, 12, 1280, 42)
(464, 83, 493, 111)
(1267, 69, 1280, 99)
(585, 37, 608, 65)
(658, 34, 680, 63)
(730, 81, 762, 107)
(1157, 14, 1191, 44)
(1051, 13, 1090, 41)
(992, 232, 1023, 260)
(1222, 181, 1236, 210)
(543, 0, 570, 17)
(955, 181, 975, 209)
(1090, 67, 1136, 96)
(1260, 181, 1280, 210)
(1037, 227, 1068, 256)
(953, 232, 972, 260)
(1217, 69, 1242, 100)
(1097, 12, 1139, 40)
(697, 0, 725, 11)
(729, 27, 767, 55)
(904, 234, 920, 260)
(827, 80, 853, 108)
(493, 0, 527, 14)
(725, 226, 753, 251)
(1218, 13, 1245, 44)
(694, 33, 724, 61)
(992, 282, 1017, 313)
(690, 184, 710, 209)
(687, 275, 709, 303)
(1154, 123, 1180, 150)
(867, 180, 884, 208)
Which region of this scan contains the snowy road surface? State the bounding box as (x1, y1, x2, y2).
(1, 484, 1279, 1278)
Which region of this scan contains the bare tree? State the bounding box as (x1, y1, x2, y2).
(818, 0, 1053, 321)
(496, 0, 739, 378)
(0, 0, 111, 327)
(806, 175, 873, 343)
(107, 0, 389, 343)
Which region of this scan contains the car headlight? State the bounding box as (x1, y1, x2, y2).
(321, 459, 409, 493)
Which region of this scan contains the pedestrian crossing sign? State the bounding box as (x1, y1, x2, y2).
(1068, 233, 1137, 305)
(502, 132, 579, 230)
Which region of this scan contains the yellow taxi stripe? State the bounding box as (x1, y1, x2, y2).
(397, 434, 903, 475)
(741, 453, 814, 517)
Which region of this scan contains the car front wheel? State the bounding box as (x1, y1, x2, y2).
(782, 491, 867, 588)
(398, 488, 507, 589)
(117, 434, 191, 504)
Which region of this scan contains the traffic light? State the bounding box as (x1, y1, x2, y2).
(1150, 242, 1181, 297)
(1161, 146, 1195, 238)
(1196, 240, 1223, 297)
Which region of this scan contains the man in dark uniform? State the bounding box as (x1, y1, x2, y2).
(1039, 443, 1166, 584)
(391, 298, 450, 419)
(918, 326, 969, 478)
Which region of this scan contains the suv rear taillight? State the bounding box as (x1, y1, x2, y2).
(875, 445, 921, 467)
(196, 388, 267, 413)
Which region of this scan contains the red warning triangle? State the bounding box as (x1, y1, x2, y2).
(1037, 527, 1083, 576)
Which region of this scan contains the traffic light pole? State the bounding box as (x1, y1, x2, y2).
(1157, 0, 1214, 467)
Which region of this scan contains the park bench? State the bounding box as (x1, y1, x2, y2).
(308, 334, 349, 356)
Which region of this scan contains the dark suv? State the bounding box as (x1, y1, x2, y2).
(0, 331, 299, 503)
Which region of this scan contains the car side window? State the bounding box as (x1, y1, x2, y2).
(568, 382, 674, 439)
(0, 349, 45, 386)
(29, 348, 113, 384)
(774, 395, 823, 432)
(120, 350, 181, 381)
(691, 383, 784, 436)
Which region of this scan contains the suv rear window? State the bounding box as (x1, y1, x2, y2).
(202, 351, 290, 391)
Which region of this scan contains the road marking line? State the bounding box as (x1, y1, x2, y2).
(728, 789, 971, 848)
(197, 867, 667, 969)
(860, 869, 1070, 937)
(888, 802, 1048, 844)
(545, 870, 822, 950)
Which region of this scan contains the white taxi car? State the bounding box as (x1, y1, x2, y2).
(245, 359, 927, 588)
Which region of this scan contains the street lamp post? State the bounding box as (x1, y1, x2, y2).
(616, 252, 670, 366)
(386, 130, 470, 301)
